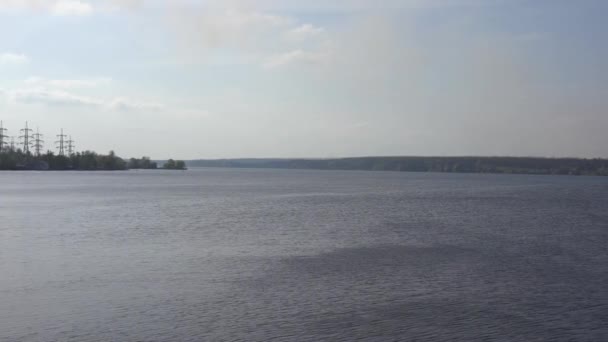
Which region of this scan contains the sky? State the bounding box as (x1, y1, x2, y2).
(0, 0, 606, 159)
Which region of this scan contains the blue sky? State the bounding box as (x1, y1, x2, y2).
(0, 0, 606, 159)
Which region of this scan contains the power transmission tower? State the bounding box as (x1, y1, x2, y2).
(0, 121, 7, 152)
(19, 121, 33, 154)
(66, 135, 75, 155)
(10, 136, 16, 151)
(56, 128, 67, 156)
(32, 127, 44, 156)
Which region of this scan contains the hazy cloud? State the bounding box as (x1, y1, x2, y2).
(0, 52, 29, 64)
(3, 87, 162, 112)
(107, 97, 163, 111)
(0, 0, 45, 11)
(284, 24, 325, 41)
(51, 0, 92, 15)
(144, 0, 473, 12)
(164, 2, 334, 70)
(1, 0, 606, 158)
(4, 76, 159, 111)
(24, 77, 112, 89)
(0, 0, 94, 15)
(6, 88, 102, 107)
(108, 0, 142, 10)
(263, 49, 329, 69)
(169, 7, 292, 52)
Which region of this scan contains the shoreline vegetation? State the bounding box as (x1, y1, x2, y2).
(3, 151, 606, 176)
(187, 157, 608, 176)
(0, 150, 186, 171)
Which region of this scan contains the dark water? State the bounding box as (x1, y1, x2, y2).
(1, 168, 607, 341)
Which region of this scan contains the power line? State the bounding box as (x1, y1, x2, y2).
(0, 121, 7, 153)
(56, 128, 67, 156)
(19, 121, 33, 154)
(32, 127, 44, 156)
(66, 135, 75, 155)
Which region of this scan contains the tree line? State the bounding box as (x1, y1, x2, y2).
(187, 156, 608, 176)
(0, 149, 186, 171)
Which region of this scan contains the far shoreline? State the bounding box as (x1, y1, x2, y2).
(185, 156, 608, 177)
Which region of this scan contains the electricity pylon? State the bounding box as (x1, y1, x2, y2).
(66, 135, 75, 155)
(0, 121, 7, 152)
(32, 127, 44, 156)
(56, 128, 67, 156)
(10, 136, 16, 151)
(19, 121, 33, 154)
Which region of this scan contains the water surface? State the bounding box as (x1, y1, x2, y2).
(1, 169, 607, 341)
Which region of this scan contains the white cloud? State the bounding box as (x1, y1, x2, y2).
(2, 87, 162, 111)
(6, 88, 102, 107)
(108, 0, 142, 9)
(0, 53, 29, 65)
(216, 0, 490, 12)
(0, 0, 497, 16)
(0, 0, 93, 15)
(164, 3, 333, 69)
(284, 24, 325, 40)
(2, 75, 161, 111)
(169, 7, 293, 53)
(107, 97, 163, 111)
(51, 0, 93, 16)
(24, 77, 112, 89)
(263, 49, 329, 69)
(114, 0, 450, 12)
(0, 0, 44, 11)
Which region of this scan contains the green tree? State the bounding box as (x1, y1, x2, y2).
(164, 159, 176, 169)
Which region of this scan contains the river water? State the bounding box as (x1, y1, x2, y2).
(1, 168, 607, 341)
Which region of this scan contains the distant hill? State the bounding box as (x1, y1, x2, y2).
(186, 157, 608, 176)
